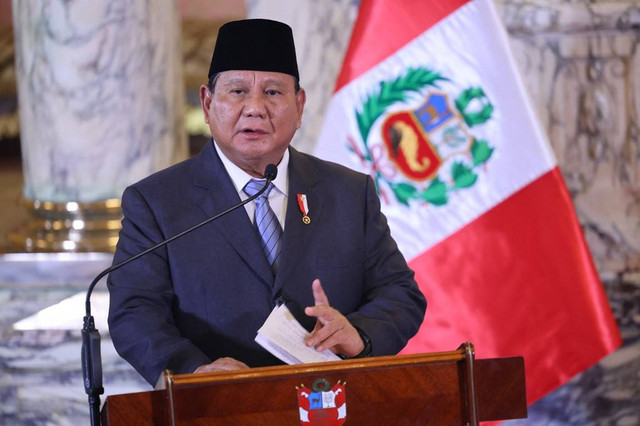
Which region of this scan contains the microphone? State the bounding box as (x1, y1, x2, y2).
(264, 163, 277, 181)
(81, 164, 277, 425)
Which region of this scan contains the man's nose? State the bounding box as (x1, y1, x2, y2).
(242, 92, 267, 117)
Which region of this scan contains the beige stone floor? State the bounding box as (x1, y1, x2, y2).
(0, 157, 23, 253)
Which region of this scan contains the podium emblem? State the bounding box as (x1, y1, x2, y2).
(296, 378, 346, 425)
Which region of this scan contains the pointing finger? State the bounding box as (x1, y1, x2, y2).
(311, 279, 330, 306)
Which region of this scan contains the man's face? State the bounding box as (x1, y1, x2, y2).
(200, 70, 306, 177)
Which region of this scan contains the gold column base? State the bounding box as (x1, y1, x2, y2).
(7, 198, 122, 253)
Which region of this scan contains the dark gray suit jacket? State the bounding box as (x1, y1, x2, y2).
(108, 141, 426, 385)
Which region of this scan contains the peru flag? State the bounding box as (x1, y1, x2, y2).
(314, 0, 621, 404)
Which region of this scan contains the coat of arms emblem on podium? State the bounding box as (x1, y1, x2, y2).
(296, 378, 347, 425)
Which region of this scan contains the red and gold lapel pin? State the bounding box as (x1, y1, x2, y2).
(297, 194, 311, 225)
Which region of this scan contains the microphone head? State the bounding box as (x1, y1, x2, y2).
(264, 164, 278, 181)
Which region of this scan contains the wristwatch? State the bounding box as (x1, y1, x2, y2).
(352, 327, 373, 358)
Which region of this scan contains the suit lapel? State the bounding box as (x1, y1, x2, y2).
(192, 141, 274, 287)
(274, 148, 322, 293)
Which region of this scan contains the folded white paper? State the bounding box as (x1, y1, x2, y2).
(255, 304, 341, 364)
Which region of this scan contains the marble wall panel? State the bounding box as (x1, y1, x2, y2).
(490, 1, 640, 424)
(496, 0, 640, 276)
(12, 0, 188, 202)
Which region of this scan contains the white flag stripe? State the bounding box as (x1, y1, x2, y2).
(315, 0, 556, 260)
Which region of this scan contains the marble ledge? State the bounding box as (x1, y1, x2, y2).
(0, 252, 114, 287)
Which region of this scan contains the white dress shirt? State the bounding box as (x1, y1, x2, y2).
(214, 141, 288, 231)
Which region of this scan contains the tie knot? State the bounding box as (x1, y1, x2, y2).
(243, 179, 274, 199)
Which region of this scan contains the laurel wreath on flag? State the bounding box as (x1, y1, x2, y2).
(353, 67, 495, 206)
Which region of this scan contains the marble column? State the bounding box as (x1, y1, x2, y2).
(9, 0, 187, 252)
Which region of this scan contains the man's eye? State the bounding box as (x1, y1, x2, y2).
(231, 89, 244, 94)
(266, 90, 279, 96)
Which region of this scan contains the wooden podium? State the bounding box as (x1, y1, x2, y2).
(101, 343, 526, 425)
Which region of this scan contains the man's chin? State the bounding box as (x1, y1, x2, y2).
(231, 151, 285, 176)
(237, 144, 287, 161)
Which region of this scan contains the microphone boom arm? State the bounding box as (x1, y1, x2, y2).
(81, 167, 276, 425)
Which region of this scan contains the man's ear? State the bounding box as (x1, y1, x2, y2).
(295, 87, 306, 129)
(199, 84, 212, 122)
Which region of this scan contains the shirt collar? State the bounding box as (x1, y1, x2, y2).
(213, 140, 289, 196)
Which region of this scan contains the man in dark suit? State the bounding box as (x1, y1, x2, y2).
(108, 19, 426, 386)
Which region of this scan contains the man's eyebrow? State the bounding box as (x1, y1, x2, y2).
(218, 78, 250, 87)
(262, 78, 288, 88)
(217, 77, 290, 89)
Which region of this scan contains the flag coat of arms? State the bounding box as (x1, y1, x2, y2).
(314, 0, 621, 404)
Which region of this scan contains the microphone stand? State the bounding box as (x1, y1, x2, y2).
(81, 171, 275, 426)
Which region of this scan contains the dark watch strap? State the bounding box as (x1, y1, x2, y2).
(352, 327, 373, 358)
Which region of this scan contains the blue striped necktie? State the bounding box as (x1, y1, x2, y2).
(243, 179, 283, 271)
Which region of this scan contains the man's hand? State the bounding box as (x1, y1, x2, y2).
(304, 279, 365, 357)
(193, 357, 249, 374)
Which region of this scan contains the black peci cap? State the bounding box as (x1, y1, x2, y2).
(208, 19, 300, 81)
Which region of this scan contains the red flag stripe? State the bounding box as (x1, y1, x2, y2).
(403, 167, 622, 403)
(335, 0, 471, 92)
